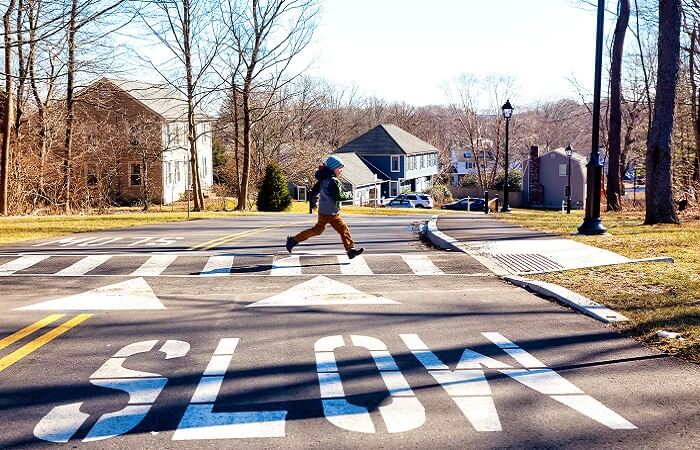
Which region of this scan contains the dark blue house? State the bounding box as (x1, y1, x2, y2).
(335, 124, 439, 198)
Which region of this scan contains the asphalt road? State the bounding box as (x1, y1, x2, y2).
(0, 214, 698, 449)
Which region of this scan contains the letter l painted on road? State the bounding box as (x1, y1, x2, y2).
(172, 338, 287, 440)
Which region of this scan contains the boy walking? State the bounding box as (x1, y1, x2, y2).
(286, 155, 364, 259)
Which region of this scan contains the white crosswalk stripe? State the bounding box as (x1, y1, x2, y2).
(401, 254, 445, 275)
(338, 255, 373, 275)
(0, 253, 482, 277)
(270, 255, 302, 276)
(55, 255, 112, 276)
(200, 255, 235, 276)
(0, 255, 50, 275)
(130, 255, 178, 276)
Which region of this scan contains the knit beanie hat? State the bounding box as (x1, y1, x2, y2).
(325, 155, 344, 170)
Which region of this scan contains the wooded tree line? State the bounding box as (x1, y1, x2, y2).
(0, 0, 694, 225)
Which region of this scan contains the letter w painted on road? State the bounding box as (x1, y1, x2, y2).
(400, 332, 636, 431)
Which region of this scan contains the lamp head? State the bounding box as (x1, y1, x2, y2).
(565, 144, 573, 157)
(501, 99, 513, 119)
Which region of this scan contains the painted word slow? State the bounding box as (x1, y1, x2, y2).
(33, 236, 184, 247)
(34, 333, 636, 443)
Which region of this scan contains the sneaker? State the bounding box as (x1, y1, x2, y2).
(285, 236, 298, 253)
(347, 247, 364, 259)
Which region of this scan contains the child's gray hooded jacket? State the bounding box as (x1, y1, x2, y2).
(310, 166, 351, 215)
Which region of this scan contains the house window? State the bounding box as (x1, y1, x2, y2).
(175, 162, 181, 184)
(466, 161, 476, 170)
(421, 155, 426, 169)
(390, 180, 399, 197)
(166, 162, 173, 185)
(130, 163, 142, 186)
(391, 155, 400, 172)
(559, 164, 568, 177)
(168, 124, 176, 147)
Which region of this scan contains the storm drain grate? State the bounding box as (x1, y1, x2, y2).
(490, 253, 565, 274)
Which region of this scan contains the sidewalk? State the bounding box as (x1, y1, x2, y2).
(426, 213, 670, 276)
(424, 212, 673, 323)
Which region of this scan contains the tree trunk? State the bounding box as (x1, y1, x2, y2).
(232, 84, 241, 194)
(28, 0, 48, 206)
(691, 25, 700, 199)
(63, 0, 78, 213)
(237, 89, 252, 211)
(1, 0, 17, 216)
(645, 0, 681, 225)
(606, 0, 630, 211)
(182, 0, 204, 211)
(142, 155, 150, 211)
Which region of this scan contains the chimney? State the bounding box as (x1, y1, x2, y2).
(529, 145, 544, 206)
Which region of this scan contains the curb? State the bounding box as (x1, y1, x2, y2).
(423, 216, 510, 275)
(423, 215, 629, 323)
(503, 275, 629, 323)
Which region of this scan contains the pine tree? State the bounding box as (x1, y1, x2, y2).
(257, 162, 292, 211)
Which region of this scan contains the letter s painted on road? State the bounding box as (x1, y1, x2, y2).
(33, 340, 190, 443)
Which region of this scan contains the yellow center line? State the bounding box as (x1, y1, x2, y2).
(190, 221, 306, 251)
(0, 314, 65, 351)
(0, 314, 92, 373)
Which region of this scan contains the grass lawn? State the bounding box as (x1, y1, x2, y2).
(498, 208, 700, 364)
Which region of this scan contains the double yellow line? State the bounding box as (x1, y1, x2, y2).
(189, 221, 305, 251)
(0, 314, 92, 373)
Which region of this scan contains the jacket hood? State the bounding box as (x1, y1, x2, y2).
(315, 166, 335, 180)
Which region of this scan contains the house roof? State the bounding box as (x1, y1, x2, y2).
(336, 124, 438, 155)
(544, 147, 588, 165)
(451, 148, 495, 162)
(92, 78, 208, 121)
(338, 152, 378, 187)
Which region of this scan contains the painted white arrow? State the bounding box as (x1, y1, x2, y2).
(247, 275, 399, 308)
(16, 278, 165, 311)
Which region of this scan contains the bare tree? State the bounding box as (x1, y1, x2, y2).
(445, 74, 513, 190)
(607, 0, 631, 211)
(222, 0, 320, 211)
(1, 0, 17, 215)
(645, 0, 681, 224)
(60, 0, 130, 212)
(137, 0, 223, 211)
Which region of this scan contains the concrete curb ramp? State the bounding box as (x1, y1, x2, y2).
(423, 214, 672, 323)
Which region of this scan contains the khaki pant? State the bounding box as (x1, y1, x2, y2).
(293, 214, 354, 251)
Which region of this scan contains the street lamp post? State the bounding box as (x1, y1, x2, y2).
(501, 99, 513, 213)
(565, 144, 573, 214)
(578, 0, 607, 234)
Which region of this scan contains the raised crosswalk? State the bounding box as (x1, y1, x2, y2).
(0, 253, 489, 277)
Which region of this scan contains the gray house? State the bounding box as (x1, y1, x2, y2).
(336, 124, 439, 198)
(523, 146, 587, 209)
(338, 153, 382, 206)
(288, 153, 380, 206)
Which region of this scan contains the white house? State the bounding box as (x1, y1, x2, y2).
(80, 78, 213, 205)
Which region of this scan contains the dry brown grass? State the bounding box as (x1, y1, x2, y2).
(499, 209, 700, 364)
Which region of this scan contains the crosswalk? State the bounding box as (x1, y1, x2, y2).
(0, 253, 489, 277)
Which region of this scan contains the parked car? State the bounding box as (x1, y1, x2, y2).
(384, 199, 415, 208)
(395, 193, 434, 208)
(441, 197, 485, 211)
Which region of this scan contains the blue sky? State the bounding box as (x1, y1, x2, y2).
(302, 0, 601, 106)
